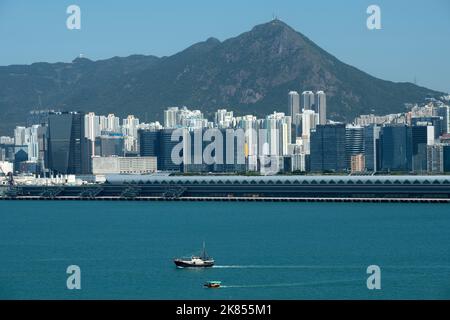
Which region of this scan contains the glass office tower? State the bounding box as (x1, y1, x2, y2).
(46, 111, 90, 174)
(380, 125, 412, 172)
(310, 124, 346, 172)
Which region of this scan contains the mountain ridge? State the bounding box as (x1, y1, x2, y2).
(0, 19, 443, 135)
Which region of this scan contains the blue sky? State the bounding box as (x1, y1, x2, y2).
(0, 0, 449, 92)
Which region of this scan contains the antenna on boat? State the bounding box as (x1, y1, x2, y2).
(202, 241, 207, 259)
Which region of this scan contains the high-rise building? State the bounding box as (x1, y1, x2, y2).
(85, 112, 101, 158)
(288, 91, 300, 118)
(183, 128, 210, 173)
(223, 128, 247, 173)
(28, 125, 46, 168)
(105, 114, 121, 133)
(293, 113, 302, 139)
(122, 115, 140, 153)
(380, 125, 412, 172)
(238, 115, 259, 171)
(14, 126, 34, 148)
(289, 91, 301, 142)
(427, 144, 443, 173)
(437, 106, 450, 134)
(411, 125, 434, 173)
(345, 125, 364, 170)
(159, 129, 183, 171)
(316, 91, 327, 125)
(301, 91, 315, 111)
(46, 111, 90, 174)
(310, 124, 346, 172)
(85, 112, 101, 140)
(215, 109, 234, 128)
(364, 125, 381, 172)
(139, 129, 161, 158)
(264, 112, 292, 156)
(164, 107, 179, 129)
(301, 110, 317, 139)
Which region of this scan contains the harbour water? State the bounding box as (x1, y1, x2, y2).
(0, 201, 449, 299)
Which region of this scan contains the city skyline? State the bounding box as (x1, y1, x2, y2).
(2, 90, 450, 178)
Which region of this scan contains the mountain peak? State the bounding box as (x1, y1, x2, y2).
(251, 19, 297, 34)
(205, 37, 221, 44)
(72, 56, 93, 64)
(0, 21, 443, 136)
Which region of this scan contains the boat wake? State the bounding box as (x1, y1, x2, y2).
(214, 264, 450, 270)
(213, 265, 362, 269)
(221, 278, 363, 289)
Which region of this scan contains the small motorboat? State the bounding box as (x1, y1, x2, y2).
(174, 242, 215, 268)
(204, 281, 221, 288)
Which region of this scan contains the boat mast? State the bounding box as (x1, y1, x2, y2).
(202, 241, 207, 259)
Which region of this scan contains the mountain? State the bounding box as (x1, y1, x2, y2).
(0, 19, 443, 135)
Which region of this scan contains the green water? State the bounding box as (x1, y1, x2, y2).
(0, 201, 449, 299)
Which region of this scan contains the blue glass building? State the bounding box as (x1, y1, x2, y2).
(310, 124, 346, 172)
(380, 125, 412, 172)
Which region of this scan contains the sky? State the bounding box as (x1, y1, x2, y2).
(0, 0, 449, 93)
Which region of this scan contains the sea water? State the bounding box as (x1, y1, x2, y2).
(0, 201, 449, 299)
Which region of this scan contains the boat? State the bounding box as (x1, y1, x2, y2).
(174, 242, 215, 268)
(204, 281, 221, 288)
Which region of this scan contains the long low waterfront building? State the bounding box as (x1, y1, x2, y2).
(92, 156, 157, 175)
(2, 175, 450, 201)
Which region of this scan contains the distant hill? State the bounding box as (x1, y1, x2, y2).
(0, 19, 443, 135)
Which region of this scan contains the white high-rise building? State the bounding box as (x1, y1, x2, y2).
(27, 125, 44, 163)
(14, 126, 27, 146)
(265, 112, 292, 156)
(106, 114, 121, 133)
(238, 115, 258, 171)
(178, 108, 207, 129)
(266, 116, 279, 156)
(316, 91, 327, 125)
(301, 91, 315, 111)
(164, 107, 179, 128)
(122, 115, 140, 152)
(301, 110, 317, 138)
(215, 109, 235, 128)
(85, 112, 101, 141)
(99, 115, 108, 132)
(85, 112, 101, 156)
(164, 106, 208, 129)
